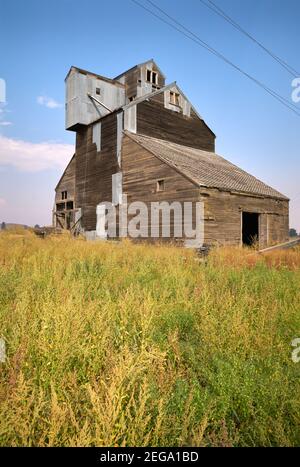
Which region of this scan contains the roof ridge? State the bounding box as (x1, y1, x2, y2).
(65, 66, 125, 87)
(132, 132, 215, 154)
(55, 153, 75, 190)
(123, 82, 177, 110)
(114, 59, 166, 80)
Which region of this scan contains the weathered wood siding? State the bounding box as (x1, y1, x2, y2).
(122, 135, 201, 242)
(55, 155, 76, 204)
(136, 99, 215, 151)
(123, 62, 166, 101)
(75, 112, 120, 231)
(122, 135, 289, 247)
(124, 68, 139, 100)
(141, 62, 165, 88)
(200, 188, 289, 247)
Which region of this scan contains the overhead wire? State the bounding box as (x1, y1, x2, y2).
(198, 0, 300, 78)
(130, 0, 300, 117)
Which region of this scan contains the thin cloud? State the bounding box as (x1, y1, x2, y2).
(37, 95, 63, 109)
(0, 135, 74, 172)
(0, 121, 12, 126)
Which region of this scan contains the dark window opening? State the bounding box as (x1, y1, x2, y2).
(157, 179, 165, 192)
(66, 201, 74, 210)
(62, 190, 67, 200)
(170, 91, 180, 106)
(56, 202, 65, 212)
(146, 69, 158, 84)
(96, 87, 101, 95)
(129, 95, 136, 102)
(151, 71, 157, 84)
(242, 212, 259, 246)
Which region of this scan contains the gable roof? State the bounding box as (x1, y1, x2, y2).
(55, 154, 75, 190)
(114, 59, 166, 80)
(123, 81, 176, 109)
(122, 82, 216, 137)
(125, 132, 288, 200)
(65, 66, 125, 87)
(88, 82, 215, 137)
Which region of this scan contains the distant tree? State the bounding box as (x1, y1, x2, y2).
(34, 224, 40, 229)
(290, 229, 298, 237)
(289, 228, 298, 237)
(1, 222, 6, 230)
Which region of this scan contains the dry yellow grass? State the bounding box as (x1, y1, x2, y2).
(0, 230, 299, 446)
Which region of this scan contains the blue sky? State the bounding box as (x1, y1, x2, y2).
(0, 0, 299, 230)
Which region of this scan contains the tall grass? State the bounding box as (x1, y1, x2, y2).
(0, 230, 299, 446)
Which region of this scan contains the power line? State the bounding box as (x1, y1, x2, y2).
(144, 0, 300, 113)
(130, 0, 300, 117)
(199, 0, 300, 78)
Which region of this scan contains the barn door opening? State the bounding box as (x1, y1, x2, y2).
(242, 212, 259, 246)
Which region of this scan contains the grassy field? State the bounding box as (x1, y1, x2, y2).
(0, 230, 299, 447)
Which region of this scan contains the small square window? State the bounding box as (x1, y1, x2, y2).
(56, 202, 65, 212)
(157, 180, 165, 192)
(129, 95, 136, 102)
(96, 87, 101, 95)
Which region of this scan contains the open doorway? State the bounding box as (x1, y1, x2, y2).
(242, 212, 259, 246)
